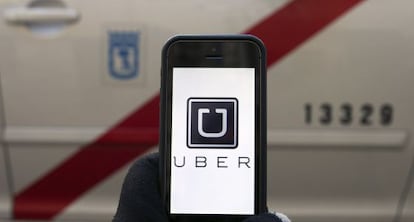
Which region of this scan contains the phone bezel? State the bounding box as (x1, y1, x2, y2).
(160, 35, 267, 221)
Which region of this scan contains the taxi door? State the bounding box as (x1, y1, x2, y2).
(0, 0, 280, 220)
(0, 0, 166, 220)
(0, 0, 413, 221)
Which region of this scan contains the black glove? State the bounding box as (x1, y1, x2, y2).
(113, 152, 288, 222)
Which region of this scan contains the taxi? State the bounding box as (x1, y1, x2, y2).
(0, 0, 413, 221)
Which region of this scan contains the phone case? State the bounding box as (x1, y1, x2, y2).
(159, 34, 267, 220)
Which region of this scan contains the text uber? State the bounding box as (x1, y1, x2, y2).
(173, 156, 251, 168)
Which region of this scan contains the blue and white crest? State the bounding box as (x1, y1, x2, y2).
(108, 31, 139, 80)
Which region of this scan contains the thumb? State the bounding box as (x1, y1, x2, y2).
(243, 212, 291, 222)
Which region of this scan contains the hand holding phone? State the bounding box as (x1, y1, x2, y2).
(159, 35, 267, 221)
(113, 154, 290, 222)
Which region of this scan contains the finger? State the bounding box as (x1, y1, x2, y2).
(113, 152, 169, 222)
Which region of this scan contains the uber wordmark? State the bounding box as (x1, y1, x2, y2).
(173, 156, 251, 168)
(174, 97, 249, 168)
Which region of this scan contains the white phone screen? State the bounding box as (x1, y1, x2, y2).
(170, 67, 255, 215)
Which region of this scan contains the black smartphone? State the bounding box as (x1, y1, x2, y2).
(160, 35, 266, 221)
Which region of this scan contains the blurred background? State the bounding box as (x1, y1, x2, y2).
(0, 0, 413, 221)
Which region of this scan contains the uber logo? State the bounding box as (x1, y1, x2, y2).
(187, 98, 238, 148)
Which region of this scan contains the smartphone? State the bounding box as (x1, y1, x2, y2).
(160, 35, 266, 221)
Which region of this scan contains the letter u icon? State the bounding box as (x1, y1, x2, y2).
(197, 108, 227, 138)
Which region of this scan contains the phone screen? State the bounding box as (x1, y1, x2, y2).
(170, 67, 255, 215)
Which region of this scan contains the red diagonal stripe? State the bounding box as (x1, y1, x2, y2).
(14, 95, 160, 219)
(245, 0, 363, 66)
(14, 0, 363, 219)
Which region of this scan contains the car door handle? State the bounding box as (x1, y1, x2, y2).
(3, 7, 79, 24)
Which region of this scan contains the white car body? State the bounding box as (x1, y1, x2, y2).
(0, 0, 413, 221)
